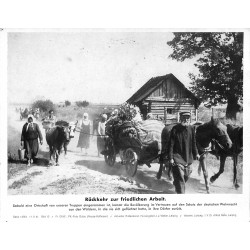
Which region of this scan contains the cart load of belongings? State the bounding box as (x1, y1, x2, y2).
(20, 108, 30, 119)
(105, 118, 164, 162)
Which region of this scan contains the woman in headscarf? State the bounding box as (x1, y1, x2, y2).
(77, 113, 91, 154)
(97, 114, 107, 157)
(21, 114, 43, 166)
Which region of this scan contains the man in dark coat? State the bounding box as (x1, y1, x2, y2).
(169, 112, 199, 194)
(21, 114, 43, 166)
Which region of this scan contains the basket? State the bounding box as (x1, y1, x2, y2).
(18, 148, 26, 161)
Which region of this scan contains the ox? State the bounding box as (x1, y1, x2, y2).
(46, 121, 77, 165)
(63, 121, 78, 155)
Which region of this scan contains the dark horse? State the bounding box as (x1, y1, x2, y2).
(199, 124, 243, 189)
(157, 117, 233, 194)
(195, 118, 233, 193)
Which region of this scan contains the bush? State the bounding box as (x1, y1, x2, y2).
(75, 100, 89, 108)
(31, 99, 55, 113)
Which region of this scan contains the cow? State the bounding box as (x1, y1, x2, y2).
(45, 120, 77, 165)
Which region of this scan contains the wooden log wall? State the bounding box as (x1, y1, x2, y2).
(143, 100, 197, 122)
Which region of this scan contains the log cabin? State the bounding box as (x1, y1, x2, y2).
(127, 73, 200, 123)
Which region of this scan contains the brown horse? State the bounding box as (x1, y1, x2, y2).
(158, 117, 233, 194)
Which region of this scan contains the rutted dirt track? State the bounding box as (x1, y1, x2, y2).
(8, 108, 242, 195)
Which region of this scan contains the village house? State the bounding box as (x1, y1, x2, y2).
(127, 73, 201, 123)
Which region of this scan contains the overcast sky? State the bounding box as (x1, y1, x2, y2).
(8, 31, 198, 104)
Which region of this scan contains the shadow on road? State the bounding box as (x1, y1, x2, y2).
(134, 168, 176, 194)
(34, 150, 50, 166)
(185, 176, 209, 194)
(8, 149, 50, 180)
(75, 159, 176, 194)
(75, 159, 126, 176)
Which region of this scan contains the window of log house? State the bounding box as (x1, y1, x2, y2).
(167, 108, 173, 114)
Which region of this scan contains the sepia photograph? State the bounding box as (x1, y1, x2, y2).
(6, 30, 243, 195)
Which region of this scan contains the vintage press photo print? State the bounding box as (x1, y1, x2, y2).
(5, 30, 245, 196)
(2, 29, 250, 223)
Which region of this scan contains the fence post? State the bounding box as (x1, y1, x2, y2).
(195, 109, 198, 121)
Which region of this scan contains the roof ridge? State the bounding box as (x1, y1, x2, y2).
(127, 73, 200, 104)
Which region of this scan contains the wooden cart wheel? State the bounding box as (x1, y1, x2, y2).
(124, 148, 138, 177)
(104, 138, 116, 166)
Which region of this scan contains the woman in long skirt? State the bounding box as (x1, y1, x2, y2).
(21, 114, 43, 166)
(77, 113, 91, 154)
(97, 114, 107, 157)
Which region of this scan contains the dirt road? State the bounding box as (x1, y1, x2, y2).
(8, 107, 242, 195)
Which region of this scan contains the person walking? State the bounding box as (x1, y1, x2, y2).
(21, 114, 43, 166)
(47, 110, 57, 126)
(77, 113, 91, 154)
(43, 109, 57, 132)
(168, 111, 200, 194)
(97, 114, 107, 157)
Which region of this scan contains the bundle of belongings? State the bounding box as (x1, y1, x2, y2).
(105, 109, 164, 163)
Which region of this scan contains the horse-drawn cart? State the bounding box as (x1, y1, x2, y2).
(20, 108, 29, 120)
(102, 102, 237, 193)
(20, 108, 40, 121)
(102, 119, 164, 177)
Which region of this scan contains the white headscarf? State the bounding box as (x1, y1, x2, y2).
(26, 114, 34, 131)
(133, 107, 142, 122)
(27, 114, 34, 122)
(82, 113, 90, 125)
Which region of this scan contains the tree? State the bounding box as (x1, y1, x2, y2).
(32, 99, 55, 113)
(75, 100, 89, 108)
(65, 100, 71, 106)
(167, 32, 243, 119)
